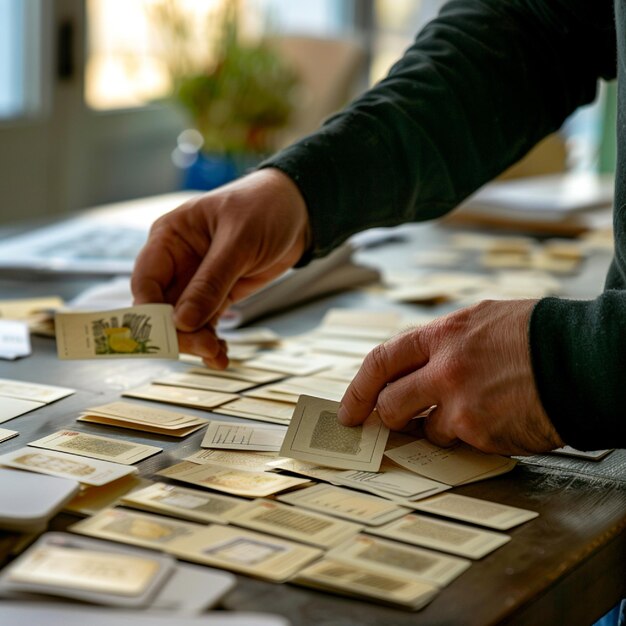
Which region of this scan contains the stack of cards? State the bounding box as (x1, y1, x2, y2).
(0, 378, 74, 424)
(55, 305, 179, 360)
(0, 532, 236, 612)
(78, 402, 208, 437)
(122, 384, 238, 411)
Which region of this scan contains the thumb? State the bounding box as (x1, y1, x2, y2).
(174, 239, 245, 331)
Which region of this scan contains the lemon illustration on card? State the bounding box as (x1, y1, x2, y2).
(93, 314, 159, 355)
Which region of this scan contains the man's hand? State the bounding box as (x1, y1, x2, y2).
(131, 168, 310, 367)
(338, 299, 564, 455)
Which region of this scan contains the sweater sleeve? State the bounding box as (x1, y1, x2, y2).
(261, 0, 615, 258)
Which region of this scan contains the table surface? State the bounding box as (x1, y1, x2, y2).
(0, 221, 624, 626)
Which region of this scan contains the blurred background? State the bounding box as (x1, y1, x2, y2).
(0, 0, 616, 225)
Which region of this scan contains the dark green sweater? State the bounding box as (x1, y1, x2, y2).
(262, 0, 623, 450)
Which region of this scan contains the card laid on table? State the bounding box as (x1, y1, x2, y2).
(157, 460, 309, 498)
(327, 533, 470, 588)
(228, 498, 362, 549)
(0, 532, 174, 607)
(367, 513, 510, 559)
(120, 482, 249, 524)
(184, 449, 284, 473)
(244, 353, 333, 376)
(187, 365, 285, 384)
(122, 384, 238, 410)
(292, 558, 438, 610)
(277, 483, 411, 526)
(0, 397, 44, 424)
(153, 372, 253, 394)
(279, 395, 389, 472)
(0, 447, 136, 486)
(55, 304, 179, 359)
(384, 439, 517, 486)
(201, 420, 286, 452)
(0, 378, 74, 403)
(410, 493, 538, 530)
(28, 430, 162, 465)
(0, 428, 18, 444)
(214, 397, 295, 425)
(78, 401, 208, 437)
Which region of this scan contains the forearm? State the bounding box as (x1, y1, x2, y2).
(262, 0, 614, 258)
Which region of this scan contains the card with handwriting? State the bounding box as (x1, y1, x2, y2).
(201, 421, 286, 452)
(410, 493, 538, 530)
(229, 498, 362, 549)
(367, 513, 510, 559)
(277, 484, 410, 526)
(293, 558, 438, 610)
(55, 304, 179, 359)
(327, 534, 470, 587)
(280, 396, 389, 472)
(0, 447, 136, 486)
(28, 430, 162, 465)
(121, 482, 249, 524)
(157, 460, 309, 497)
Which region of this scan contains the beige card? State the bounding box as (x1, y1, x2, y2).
(7, 545, 160, 596)
(277, 484, 410, 526)
(83, 402, 206, 429)
(293, 558, 439, 610)
(411, 494, 538, 530)
(384, 439, 517, 486)
(309, 337, 380, 359)
(201, 421, 286, 452)
(0, 447, 136, 487)
(218, 327, 281, 345)
(187, 365, 285, 384)
(28, 430, 162, 465)
(268, 458, 343, 484)
(122, 384, 238, 410)
(0, 296, 64, 320)
(157, 460, 310, 497)
(279, 395, 389, 472)
(318, 309, 401, 340)
(121, 482, 249, 524)
(0, 428, 18, 443)
(248, 377, 349, 404)
(170, 523, 322, 583)
(229, 498, 362, 549)
(0, 378, 74, 403)
(214, 397, 295, 425)
(78, 414, 206, 438)
(327, 534, 470, 587)
(245, 353, 333, 376)
(152, 372, 252, 394)
(367, 513, 510, 559)
(184, 449, 284, 473)
(55, 304, 179, 360)
(70, 507, 208, 553)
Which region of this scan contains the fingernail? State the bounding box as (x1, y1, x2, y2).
(174, 303, 203, 331)
(337, 405, 350, 425)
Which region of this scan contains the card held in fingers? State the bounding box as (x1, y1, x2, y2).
(279, 395, 389, 472)
(55, 304, 179, 360)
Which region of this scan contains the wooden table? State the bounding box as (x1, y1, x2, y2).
(0, 221, 624, 626)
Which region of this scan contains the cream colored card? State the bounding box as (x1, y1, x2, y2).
(318, 309, 401, 340)
(0, 428, 18, 443)
(328, 534, 470, 587)
(268, 458, 343, 483)
(0, 447, 136, 487)
(411, 494, 538, 530)
(78, 414, 206, 437)
(153, 372, 252, 394)
(279, 395, 389, 472)
(55, 304, 179, 360)
(309, 337, 379, 359)
(28, 430, 162, 465)
(122, 384, 238, 410)
(335, 465, 450, 500)
(0, 378, 74, 403)
(157, 460, 310, 497)
(120, 482, 249, 524)
(384, 439, 517, 486)
(70, 507, 208, 553)
(64, 476, 152, 517)
(277, 483, 410, 526)
(187, 365, 285, 384)
(245, 353, 333, 376)
(313, 364, 362, 383)
(0, 296, 64, 320)
(367, 513, 510, 559)
(293, 558, 439, 610)
(242, 386, 300, 405)
(248, 377, 349, 404)
(0, 397, 44, 424)
(214, 397, 295, 425)
(82, 401, 207, 429)
(218, 327, 281, 345)
(184, 449, 284, 473)
(7, 545, 161, 596)
(201, 420, 286, 452)
(229, 498, 362, 549)
(170, 523, 322, 583)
